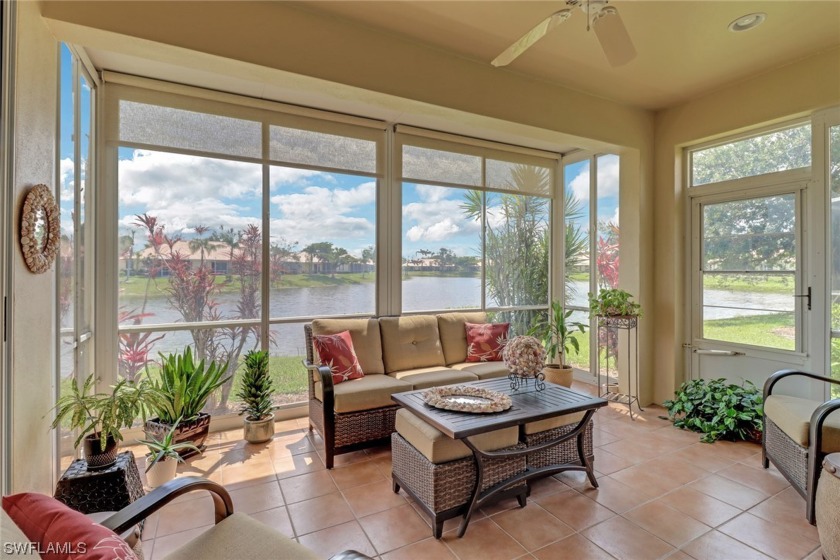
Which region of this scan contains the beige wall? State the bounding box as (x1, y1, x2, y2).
(7, 1, 58, 493)
(652, 47, 840, 404)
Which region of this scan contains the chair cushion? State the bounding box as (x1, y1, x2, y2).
(163, 512, 319, 560)
(1, 508, 34, 558)
(311, 318, 385, 375)
(388, 366, 479, 390)
(312, 330, 365, 384)
(449, 361, 510, 380)
(1, 493, 139, 560)
(315, 374, 413, 413)
(379, 316, 446, 373)
(524, 411, 586, 435)
(395, 409, 519, 463)
(437, 311, 488, 365)
(765, 394, 840, 451)
(465, 322, 509, 362)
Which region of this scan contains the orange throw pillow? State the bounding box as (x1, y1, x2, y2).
(313, 330, 365, 384)
(465, 322, 509, 362)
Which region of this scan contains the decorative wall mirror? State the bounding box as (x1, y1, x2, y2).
(20, 184, 60, 274)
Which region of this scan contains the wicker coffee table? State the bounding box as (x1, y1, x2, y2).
(392, 377, 607, 537)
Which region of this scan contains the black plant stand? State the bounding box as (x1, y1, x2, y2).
(596, 315, 643, 420)
(54, 451, 146, 517)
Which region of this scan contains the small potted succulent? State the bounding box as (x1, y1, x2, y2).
(236, 350, 276, 443)
(137, 418, 200, 488)
(144, 347, 230, 457)
(529, 301, 587, 387)
(50, 374, 153, 469)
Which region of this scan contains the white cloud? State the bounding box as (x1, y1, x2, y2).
(403, 185, 479, 243)
(59, 158, 75, 202)
(566, 155, 619, 203)
(612, 206, 620, 225)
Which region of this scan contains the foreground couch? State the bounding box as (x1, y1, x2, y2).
(1, 477, 369, 559)
(304, 312, 510, 468)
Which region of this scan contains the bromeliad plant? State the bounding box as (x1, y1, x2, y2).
(137, 418, 200, 472)
(528, 300, 587, 367)
(147, 347, 231, 424)
(663, 378, 763, 443)
(236, 350, 275, 421)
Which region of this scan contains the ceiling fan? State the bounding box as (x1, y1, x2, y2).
(491, 0, 636, 68)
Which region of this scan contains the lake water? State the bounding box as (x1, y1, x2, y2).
(120, 276, 795, 356)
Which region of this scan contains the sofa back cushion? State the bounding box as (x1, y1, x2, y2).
(379, 315, 446, 373)
(311, 318, 385, 375)
(437, 312, 488, 365)
(2, 493, 139, 560)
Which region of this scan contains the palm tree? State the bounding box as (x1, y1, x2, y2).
(188, 225, 213, 268)
(212, 226, 240, 281)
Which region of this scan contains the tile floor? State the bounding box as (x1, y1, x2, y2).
(128, 382, 824, 560)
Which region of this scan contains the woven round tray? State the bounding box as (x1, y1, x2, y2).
(422, 385, 512, 413)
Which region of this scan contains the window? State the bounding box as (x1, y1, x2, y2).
(830, 124, 840, 393)
(690, 123, 811, 186)
(397, 129, 556, 334)
(58, 44, 95, 462)
(563, 154, 621, 373)
(110, 85, 384, 412)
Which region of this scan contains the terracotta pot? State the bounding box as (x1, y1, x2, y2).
(543, 365, 573, 388)
(144, 413, 210, 458)
(146, 456, 178, 488)
(243, 415, 275, 444)
(82, 433, 119, 470)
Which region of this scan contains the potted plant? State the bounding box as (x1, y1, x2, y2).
(529, 301, 587, 387)
(236, 350, 276, 443)
(137, 418, 201, 488)
(144, 347, 230, 457)
(50, 374, 153, 469)
(588, 288, 642, 318)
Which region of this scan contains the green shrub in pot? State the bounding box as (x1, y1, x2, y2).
(663, 378, 763, 443)
(588, 288, 642, 317)
(137, 418, 201, 487)
(236, 350, 276, 443)
(528, 301, 587, 387)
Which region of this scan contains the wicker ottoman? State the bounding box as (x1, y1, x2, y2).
(817, 453, 840, 560)
(522, 412, 595, 472)
(391, 410, 527, 538)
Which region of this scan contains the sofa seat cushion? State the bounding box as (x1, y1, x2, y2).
(311, 318, 385, 375)
(380, 316, 446, 373)
(1, 508, 33, 558)
(315, 374, 413, 413)
(765, 395, 840, 451)
(388, 366, 479, 390)
(449, 361, 510, 380)
(395, 409, 519, 464)
(163, 512, 319, 560)
(437, 311, 488, 365)
(524, 411, 586, 435)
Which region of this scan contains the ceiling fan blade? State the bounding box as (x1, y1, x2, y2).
(592, 6, 636, 67)
(491, 9, 571, 67)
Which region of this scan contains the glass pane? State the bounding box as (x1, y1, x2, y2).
(485, 191, 549, 307)
(269, 323, 309, 406)
(692, 124, 811, 186)
(832, 338, 840, 399)
(402, 183, 481, 312)
(78, 72, 93, 332)
(59, 45, 75, 332)
(596, 154, 620, 291)
(58, 335, 77, 462)
(489, 309, 544, 338)
(402, 145, 481, 187)
(269, 167, 376, 317)
(119, 100, 261, 159)
(564, 160, 590, 307)
(485, 159, 552, 196)
(703, 194, 796, 272)
(702, 192, 797, 351)
(118, 149, 263, 325)
(831, 125, 840, 335)
(565, 310, 590, 373)
(269, 125, 376, 174)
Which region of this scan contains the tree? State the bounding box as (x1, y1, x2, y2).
(302, 241, 334, 274)
(188, 225, 213, 267)
(212, 226, 240, 281)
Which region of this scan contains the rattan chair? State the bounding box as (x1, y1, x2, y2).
(762, 369, 840, 524)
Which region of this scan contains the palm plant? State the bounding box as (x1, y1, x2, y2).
(147, 347, 231, 424)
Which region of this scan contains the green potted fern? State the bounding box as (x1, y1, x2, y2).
(144, 347, 231, 457)
(236, 350, 276, 443)
(529, 301, 587, 387)
(138, 418, 201, 488)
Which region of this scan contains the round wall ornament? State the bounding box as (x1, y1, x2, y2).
(19, 184, 60, 274)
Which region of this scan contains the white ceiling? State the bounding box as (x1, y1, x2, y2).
(291, 0, 840, 110)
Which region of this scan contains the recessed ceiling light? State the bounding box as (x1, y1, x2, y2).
(728, 12, 767, 32)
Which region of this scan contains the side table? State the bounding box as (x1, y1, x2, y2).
(54, 451, 145, 517)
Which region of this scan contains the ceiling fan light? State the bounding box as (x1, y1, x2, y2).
(728, 12, 766, 32)
(592, 7, 636, 67)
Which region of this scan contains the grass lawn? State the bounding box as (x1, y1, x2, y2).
(703, 274, 793, 294)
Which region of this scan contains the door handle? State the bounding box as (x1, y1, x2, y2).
(693, 349, 745, 356)
(794, 287, 811, 310)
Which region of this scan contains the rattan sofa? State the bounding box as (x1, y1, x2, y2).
(304, 312, 511, 468)
(762, 369, 840, 523)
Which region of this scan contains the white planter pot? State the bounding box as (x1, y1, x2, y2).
(244, 415, 275, 443)
(146, 457, 178, 488)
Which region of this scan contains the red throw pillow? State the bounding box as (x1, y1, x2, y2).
(465, 322, 509, 362)
(2, 493, 138, 560)
(313, 330, 365, 384)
